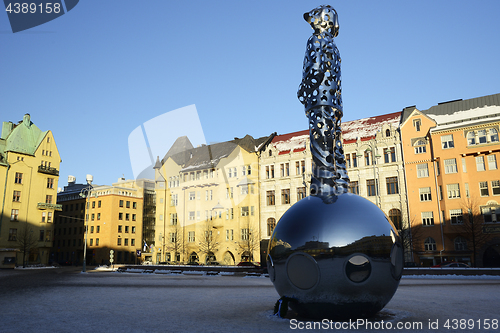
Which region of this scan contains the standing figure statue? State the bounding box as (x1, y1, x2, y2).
(298, 5, 349, 202)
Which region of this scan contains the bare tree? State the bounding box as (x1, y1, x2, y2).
(238, 220, 260, 263)
(198, 219, 220, 264)
(165, 222, 185, 264)
(459, 197, 490, 267)
(17, 224, 38, 268)
(398, 215, 424, 264)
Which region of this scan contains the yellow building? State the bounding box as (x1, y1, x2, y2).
(0, 114, 61, 267)
(154, 134, 272, 265)
(53, 177, 151, 265)
(401, 93, 500, 267)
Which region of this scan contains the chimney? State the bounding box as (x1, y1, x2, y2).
(23, 114, 31, 127)
(1, 122, 14, 140)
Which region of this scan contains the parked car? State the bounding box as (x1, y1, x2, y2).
(432, 261, 470, 268)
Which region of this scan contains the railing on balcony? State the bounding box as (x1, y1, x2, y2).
(37, 202, 63, 211)
(38, 165, 59, 176)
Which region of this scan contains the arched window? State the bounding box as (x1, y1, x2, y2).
(467, 131, 476, 145)
(389, 209, 402, 230)
(454, 237, 467, 251)
(269, 150, 272, 157)
(386, 129, 391, 137)
(490, 128, 499, 142)
(414, 140, 426, 154)
(424, 237, 436, 251)
(267, 218, 276, 236)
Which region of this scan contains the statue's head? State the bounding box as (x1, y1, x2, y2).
(304, 5, 339, 37)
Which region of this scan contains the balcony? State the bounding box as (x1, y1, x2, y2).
(38, 165, 59, 176)
(37, 202, 62, 211)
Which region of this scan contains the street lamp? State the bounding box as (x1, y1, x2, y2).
(79, 174, 95, 273)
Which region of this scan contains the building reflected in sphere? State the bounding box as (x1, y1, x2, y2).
(267, 194, 404, 319)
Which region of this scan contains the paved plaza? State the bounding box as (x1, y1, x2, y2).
(0, 267, 499, 333)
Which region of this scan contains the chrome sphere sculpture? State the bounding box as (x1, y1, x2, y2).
(267, 5, 404, 319)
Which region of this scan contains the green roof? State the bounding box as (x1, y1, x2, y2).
(0, 114, 48, 159)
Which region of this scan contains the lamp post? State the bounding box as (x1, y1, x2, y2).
(79, 174, 94, 273)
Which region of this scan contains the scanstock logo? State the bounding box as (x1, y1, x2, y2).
(3, 0, 79, 33)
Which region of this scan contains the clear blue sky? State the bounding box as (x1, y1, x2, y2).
(2, 1, 499, 187)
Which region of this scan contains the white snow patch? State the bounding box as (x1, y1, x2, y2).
(14, 265, 57, 270)
(274, 134, 308, 153)
(342, 115, 400, 141)
(427, 105, 500, 126)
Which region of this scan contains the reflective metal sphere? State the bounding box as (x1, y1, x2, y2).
(267, 193, 404, 319)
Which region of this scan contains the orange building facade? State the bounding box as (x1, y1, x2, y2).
(401, 94, 500, 267)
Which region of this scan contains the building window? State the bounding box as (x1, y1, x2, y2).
(462, 158, 467, 173)
(91, 201, 95, 209)
(347, 181, 359, 195)
(126, 201, 130, 208)
(384, 147, 396, 163)
(241, 228, 249, 241)
(386, 129, 391, 137)
(189, 191, 196, 201)
(301, 161, 305, 173)
(424, 237, 437, 251)
(119, 213, 123, 220)
(296, 161, 300, 175)
(476, 156, 486, 171)
(450, 209, 463, 224)
(133, 202, 137, 209)
(189, 211, 195, 220)
(444, 159, 457, 174)
(364, 151, 371, 166)
(170, 232, 177, 243)
(419, 187, 432, 202)
(241, 206, 249, 217)
(267, 190, 275, 206)
(267, 218, 276, 236)
(131, 226, 136, 234)
(125, 213, 130, 221)
(454, 237, 467, 251)
(11, 209, 19, 221)
(15, 172, 22, 184)
(447, 184, 460, 199)
(117, 238, 121, 246)
(89, 238, 93, 246)
(41, 212, 46, 222)
(280, 164, 284, 177)
(346, 154, 351, 168)
(491, 180, 500, 195)
(125, 226, 129, 233)
(366, 179, 377, 196)
(8, 228, 17, 241)
(170, 194, 178, 206)
(389, 209, 402, 230)
(480, 181, 489, 196)
(281, 189, 290, 204)
(417, 163, 429, 178)
(240, 185, 249, 195)
(118, 225, 122, 233)
(12, 190, 20, 202)
(270, 165, 275, 178)
(414, 140, 426, 154)
(170, 213, 177, 225)
(97, 213, 100, 220)
(386, 177, 398, 195)
(119, 200, 124, 207)
(47, 178, 54, 189)
(352, 153, 357, 167)
(188, 231, 195, 242)
(46, 195, 52, 204)
(488, 155, 498, 170)
(226, 229, 234, 241)
(124, 239, 128, 246)
(422, 212, 434, 226)
(467, 131, 476, 145)
(413, 119, 421, 132)
(482, 206, 500, 222)
(478, 129, 487, 144)
(91, 213, 95, 221)
(297, 187, 306, 200)
(96, 226, 100, 233)
(441, 134, 454, 149)
(265, 166, 270, 179)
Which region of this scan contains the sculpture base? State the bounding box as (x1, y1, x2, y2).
(267, 194, 403, 319)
